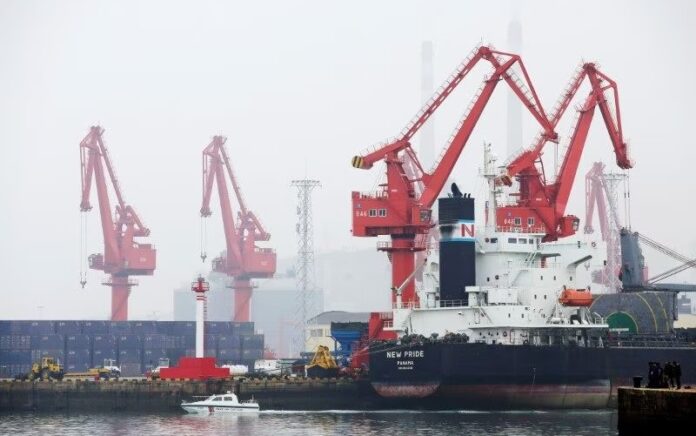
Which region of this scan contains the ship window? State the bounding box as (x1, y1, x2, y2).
(490, 238, 498, 243)
(514, 217, 521, 226)
(508, 238, 517, 243)
(540, 276, 543, 280)
(368, 209, 377, 217)
(553, 276, 557, 281)
(495, 275, 499, 280)
(486, 277, 490, 282)
(519, 238, 527, 244)
(224, 396, 233, 401)
(544, 295, 547, 300)
(521, 313, 524, 318)
(213, 397, 222, 402)
(485, 238, 489, 242)
(534, 295, 537, 299)
(378, 208, 387, 217)
(527, 217, 535, 226)
(508, 313, 511, 318)
(570, 276, 573, 281)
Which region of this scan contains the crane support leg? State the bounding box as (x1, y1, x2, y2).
(111, 276, 130, 321)
(386, 236, 419, 306)
(233, 279, 253, 322)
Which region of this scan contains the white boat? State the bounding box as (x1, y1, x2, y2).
(181, 391, 260, 414)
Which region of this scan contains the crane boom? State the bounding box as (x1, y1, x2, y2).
(351, 45, 555, 305)
(79, 126, 156, 321)
(496, 64, 632, 242)
(200, 136, 276, 322)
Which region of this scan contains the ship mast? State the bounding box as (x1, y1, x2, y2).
(482, 142, 498, 234)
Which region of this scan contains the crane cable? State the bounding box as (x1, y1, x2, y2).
(79, 211, 88, 288)
(200, 216, 208, 262)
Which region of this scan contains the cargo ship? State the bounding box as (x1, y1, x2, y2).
(364, 148, 696, 409)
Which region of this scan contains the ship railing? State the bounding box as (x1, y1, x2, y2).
(495, 225, 547, 234)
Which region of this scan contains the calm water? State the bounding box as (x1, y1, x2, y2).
(0, 410, 617, 435)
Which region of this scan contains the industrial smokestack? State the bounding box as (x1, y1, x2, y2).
(506, 20, 523, 159)
(420, 41, 435, 168)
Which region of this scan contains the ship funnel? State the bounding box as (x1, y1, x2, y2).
(438, 193, 476, 305)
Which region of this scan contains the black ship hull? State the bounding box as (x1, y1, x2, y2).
(369, 342, 696, 409)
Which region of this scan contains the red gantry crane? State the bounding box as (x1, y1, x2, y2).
(351, 45, 555, 305)
(496, 63, 633, 241)
(79, 126, 156, 321)
(200, 135, 276, 322)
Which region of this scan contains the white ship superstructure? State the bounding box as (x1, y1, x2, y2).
(388, 144, 608, 345)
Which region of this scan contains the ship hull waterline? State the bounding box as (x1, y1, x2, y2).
(368, 342, 696, 409)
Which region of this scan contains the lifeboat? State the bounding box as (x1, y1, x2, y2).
(558, 287, 593, 307)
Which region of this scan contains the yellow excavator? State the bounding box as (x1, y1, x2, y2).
(305, 345, 339, 378)
(16, 357, 65, 381)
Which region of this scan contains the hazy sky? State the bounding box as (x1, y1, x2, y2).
(1, 0, 694, 320)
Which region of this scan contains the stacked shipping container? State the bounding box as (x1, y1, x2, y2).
(0, 320, 263, 377)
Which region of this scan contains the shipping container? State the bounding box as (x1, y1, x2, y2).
(241, 348, 263, 361)
(217, 348, 241, 363)
(180, 335, 196, 349)
(92, 349, 117, 363)
(218, 335, 241, 350)
(143, 334, 166, 349)
(142, 349, 167, 368)
(0, 321, 11, 335)
(167, 321, 195, 335)
(108, 321, 131, 334)
(204, 334, 217, 350)
(66, 334, 91, 350)
(117, 334, 142, 350)
(130, 321, 156, 334)
(119, 362, 142, 377)
(31, 334, 65, 350)
(118, 349, 142, 364)
(28, 321, 56, 335)
(82, 321, 109, 334)
(231, 322, 254, 336)
(0, 350, 32, 365)
(0, 335, 31, 350)
(205, 322, 232, 334)
(92, 335, 117, 350)
(65, 349, 91, 366)
(55, 321, 82, 335)
(241, 334, 264, 350)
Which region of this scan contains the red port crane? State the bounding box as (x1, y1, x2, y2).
(351, 45, 554, 305)
(200, 135, 276, 322)
(496, 63, 632, 241)
(79, 126, 156, 321)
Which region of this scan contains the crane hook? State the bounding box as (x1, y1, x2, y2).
(200, 252, 207, 263)
(80, 274, 87, 289)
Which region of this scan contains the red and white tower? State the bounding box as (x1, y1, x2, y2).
(192, 276, 209, 358)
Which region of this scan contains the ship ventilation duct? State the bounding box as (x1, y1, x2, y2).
(438, 190, 476, 304)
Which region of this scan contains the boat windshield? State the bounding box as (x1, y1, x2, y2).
(223, 396, 234, 401)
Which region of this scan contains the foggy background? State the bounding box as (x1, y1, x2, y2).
(1, 0, 694, 320)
